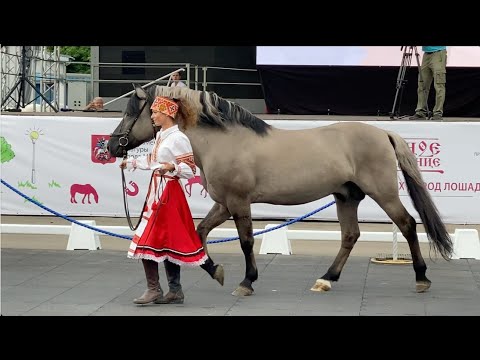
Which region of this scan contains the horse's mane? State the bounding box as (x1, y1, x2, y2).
(152, 85, 271, 136)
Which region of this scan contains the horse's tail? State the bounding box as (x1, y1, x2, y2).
(387, 131, 453, 260)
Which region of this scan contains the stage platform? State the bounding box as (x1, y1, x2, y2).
(2, 111, 480, 122)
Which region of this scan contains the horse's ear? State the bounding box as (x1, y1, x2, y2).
(133, 83, 147, 100)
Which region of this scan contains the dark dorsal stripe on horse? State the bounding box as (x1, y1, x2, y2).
(153, 85, 271, 136)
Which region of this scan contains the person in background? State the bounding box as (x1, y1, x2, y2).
(169, 71, 187, 88)
(84, 97, 105, 111)
(409, 46, 447, 120)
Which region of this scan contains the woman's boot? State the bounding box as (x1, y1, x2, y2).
(133, 259, 163, 304)
(155, 260, 184, 304)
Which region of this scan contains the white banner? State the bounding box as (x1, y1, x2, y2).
(1, 115, 479, 224)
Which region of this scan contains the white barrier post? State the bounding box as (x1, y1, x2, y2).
(370, 223, 412, 264)
(392, 224, 399, 261)
(259, 224, 291, 255)
(451, 229, 480, 259)
(66, 220, 102, 250)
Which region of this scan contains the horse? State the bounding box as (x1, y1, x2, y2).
(70, 184, 99, 204)
(107, 84, 453, 297)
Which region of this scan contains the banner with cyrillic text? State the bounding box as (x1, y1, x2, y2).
(1, 116, 479, 224)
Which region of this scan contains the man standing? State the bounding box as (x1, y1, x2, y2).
(169, 71, 187, 88)
(409, 46, 447, 120)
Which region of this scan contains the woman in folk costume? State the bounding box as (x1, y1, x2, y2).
(120, 96, 207, 305)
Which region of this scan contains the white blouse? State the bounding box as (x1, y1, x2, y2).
(125, 125, 196, 179)
(170, 81, 187, 88)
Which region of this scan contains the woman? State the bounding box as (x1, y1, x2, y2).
(120, 95, 207, 305)
(84, 97, 105, 111)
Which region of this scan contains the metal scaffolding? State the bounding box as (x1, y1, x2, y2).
(1, 46, 63, 112)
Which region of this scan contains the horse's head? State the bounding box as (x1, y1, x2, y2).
(107, 84, 157, 158)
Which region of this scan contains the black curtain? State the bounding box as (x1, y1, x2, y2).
(258, 65, 480, 117)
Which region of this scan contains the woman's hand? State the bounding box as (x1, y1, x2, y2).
(119, 159, 127, 169)
(159, 162, 175, 175)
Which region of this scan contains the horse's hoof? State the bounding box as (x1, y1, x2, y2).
(416, 280, 431, 293)
(310, 279, 331, 292)
(231, 286, 254, 296)
(213, 264, 224, 286)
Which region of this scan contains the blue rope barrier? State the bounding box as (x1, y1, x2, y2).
(1, 178, 336, 244)
(1, 179, 132, 240)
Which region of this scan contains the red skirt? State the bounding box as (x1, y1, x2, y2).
(127, 178, 207, 267)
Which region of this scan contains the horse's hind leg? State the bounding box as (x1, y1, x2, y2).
(311, 193, 361, 292)
(227, 198, 257, 296)
(197, 202, 231, 286)
(373, 194, 430, 292)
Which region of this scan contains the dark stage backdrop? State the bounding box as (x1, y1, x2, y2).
(257, 65, 480, 117)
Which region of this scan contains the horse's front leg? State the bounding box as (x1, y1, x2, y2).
(82, 194, 87, 204)
(228, 200, 257, 296)
(198, 202, 231, 286)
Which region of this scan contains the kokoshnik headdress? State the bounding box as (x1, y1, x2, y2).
(150, 96, 178, 118)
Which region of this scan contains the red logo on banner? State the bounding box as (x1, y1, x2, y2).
(125, 181, 139, 197)
(91, 135, 115, 164)
(405, 137, 444, 174)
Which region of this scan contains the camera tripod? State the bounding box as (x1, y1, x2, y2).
(1, 46, 58, 112)
(389, 46, 430, 120)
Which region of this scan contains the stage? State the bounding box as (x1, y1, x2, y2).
(3, 111, 480, 123)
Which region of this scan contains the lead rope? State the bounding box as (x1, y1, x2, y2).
(121, 162, 154, 231)
(119, 99, 159, 232)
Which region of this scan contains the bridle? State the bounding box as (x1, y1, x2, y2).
(110, 99, 150, 159)
(111, 97, 157, 231)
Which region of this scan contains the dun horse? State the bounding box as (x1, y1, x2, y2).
(108, 85, 453, 297)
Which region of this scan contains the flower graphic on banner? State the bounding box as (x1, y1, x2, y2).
(25, 127, 44, 184)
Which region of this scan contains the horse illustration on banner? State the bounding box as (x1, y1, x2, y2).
(184, 175, 208, 198)
(70, 184, 99, 204)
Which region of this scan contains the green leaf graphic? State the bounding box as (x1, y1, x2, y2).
(1, 136, 15, 163)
